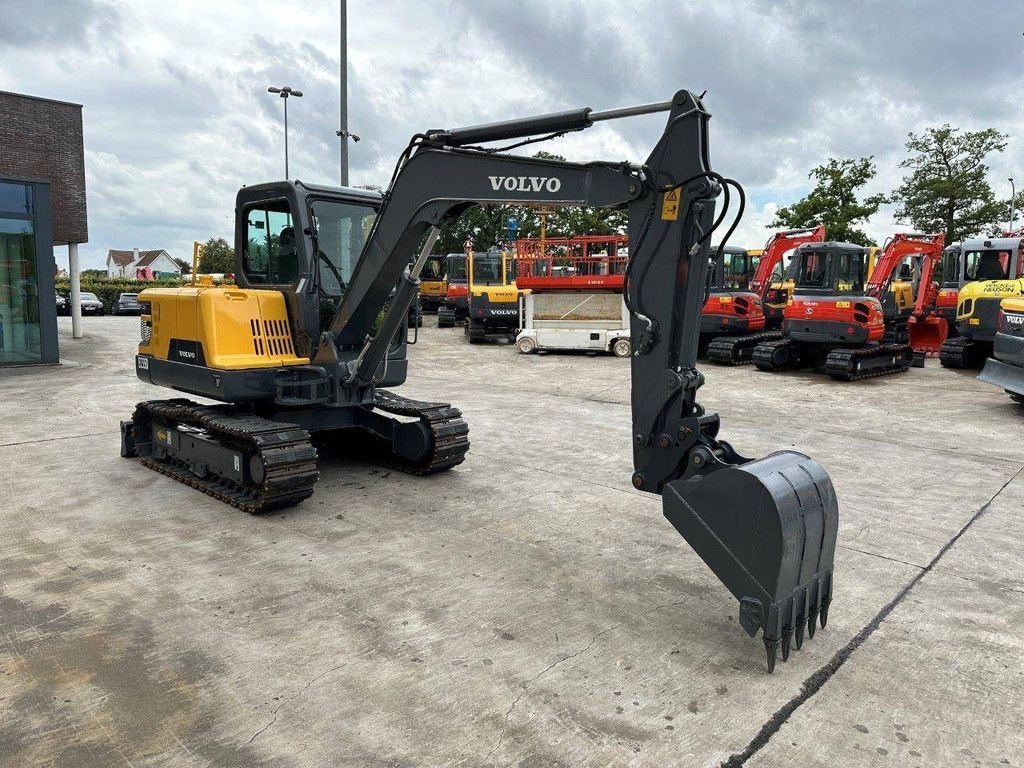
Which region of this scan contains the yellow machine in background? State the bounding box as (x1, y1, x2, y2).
(418, 254, 448, 312)
(465, 247, 523, 343)
(941, 236, 1024, 368)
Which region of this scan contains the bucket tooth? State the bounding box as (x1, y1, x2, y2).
(662, 449, 838, 670)
(764, 637, 780, 673)
(820, 600, 830, 629)
(807, 608, 818, 639)
(781, 629, 792, 661)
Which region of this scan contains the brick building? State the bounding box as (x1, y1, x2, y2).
(0, 91, 87, 246)
(0, 91, 88, 364)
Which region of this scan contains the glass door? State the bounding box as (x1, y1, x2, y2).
(0, 217, 40, 364)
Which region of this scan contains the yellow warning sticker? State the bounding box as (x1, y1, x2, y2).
(835, 301, 851, 308)
(661, 188, 680, 220)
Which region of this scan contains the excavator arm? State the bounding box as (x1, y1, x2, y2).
(750, 225, 827, 295)
(319, 90, 838, 671)
(866, 232, 946, 300)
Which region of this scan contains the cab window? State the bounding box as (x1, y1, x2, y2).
(722, 252, 750, 290)
(794, 251, 829, 288)
(964, 250, 1010, 281)
(771, 249, 799, 282)
(310, 200, 377, 295)
(422, 256, 445, 280)
(836, 251, 866, 294)
(243, 200, 298, 285)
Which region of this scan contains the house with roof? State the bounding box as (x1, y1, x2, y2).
(106, 247, 180, 278)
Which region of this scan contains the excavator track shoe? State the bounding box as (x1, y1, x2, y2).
(752, 338, 801, 372)
(369, 390, 471, 474)
(940, 335, 985, 369)
(707, 331, 783, 366)
(124, 399, 318, 513)
(661, 450, 838, 672)
(824, 344, 912, 381)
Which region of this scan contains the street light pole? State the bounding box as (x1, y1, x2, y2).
(339, 0, 348, 186)
(1009, 177, 1016, 235)
(267, 86, 303, 179)
(336, 129, 360, 186)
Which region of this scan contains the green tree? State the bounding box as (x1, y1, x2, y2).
(172, 257, 192, 274)
(434, 151, 627, 254)
(892, 125, 1013, 243)
(770, 157, 886, 246)
(198, 237, 235, 274)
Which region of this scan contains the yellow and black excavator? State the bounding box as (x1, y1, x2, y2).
(465, 244, 521, 343)
(119, 91, 837, 671)
(940, 235, 1024, 368)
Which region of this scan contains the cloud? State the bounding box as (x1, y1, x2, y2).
(0, 0, 1020, 269)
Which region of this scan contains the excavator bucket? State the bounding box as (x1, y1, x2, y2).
(908, 315, 948, 357)
(662, 451, 838, 672)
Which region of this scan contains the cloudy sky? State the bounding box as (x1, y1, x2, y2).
(3, 0, 1023, 270)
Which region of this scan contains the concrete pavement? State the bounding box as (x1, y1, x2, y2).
(0, 315, 1021, 767)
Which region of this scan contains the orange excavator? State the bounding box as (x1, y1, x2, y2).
(905, 237, 950, 361)
(866, 232, 947, 349)
(752, 233, 944, 380)
(705, 225, 826, 364)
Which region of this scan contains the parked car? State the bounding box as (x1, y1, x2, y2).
(112, 292, 144, 316)
(79, 292, 105, 315)
(55, 292, 68, 315)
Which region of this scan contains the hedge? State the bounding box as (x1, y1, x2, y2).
(54, 276, 233, 311)
(54, 277, 184, 311)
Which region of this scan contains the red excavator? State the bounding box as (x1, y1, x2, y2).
(705, 225, 826, 364)
(753, 233, 944, 380)
(905, 237, 950, 361)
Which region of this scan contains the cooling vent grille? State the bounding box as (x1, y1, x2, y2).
(250, 318, 295, 357)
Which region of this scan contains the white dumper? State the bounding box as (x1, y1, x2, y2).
(515, 292, 631, 356)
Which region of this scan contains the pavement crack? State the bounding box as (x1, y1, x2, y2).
(836, 544, 925, 570)
(483, 622, 623, 763)
(247, 662, 347, 744)
(721, 463, 1024, 768)
(0, 431, 107, 448)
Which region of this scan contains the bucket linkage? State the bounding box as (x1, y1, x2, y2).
(634, 403, 839, 672)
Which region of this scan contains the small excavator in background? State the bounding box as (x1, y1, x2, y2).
(465, 245, 521, 343)
(977, 297, 1024, 404)
(119, 90, 838, 671)
(436, 252, 468, 327)
(865, 233, 946, 347)
(752, 242, 901, 380)
(904, 237, 950, 360)
(705, 225, 826, 364)
(940, 235, 1024, 368)
(753, 234, 944, 380)
(759, 225, 829, 329)
(699, 245, 767, 351)
(418, 253, 448, 312)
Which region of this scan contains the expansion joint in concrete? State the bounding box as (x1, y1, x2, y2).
(721, 464, 1024, 768)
